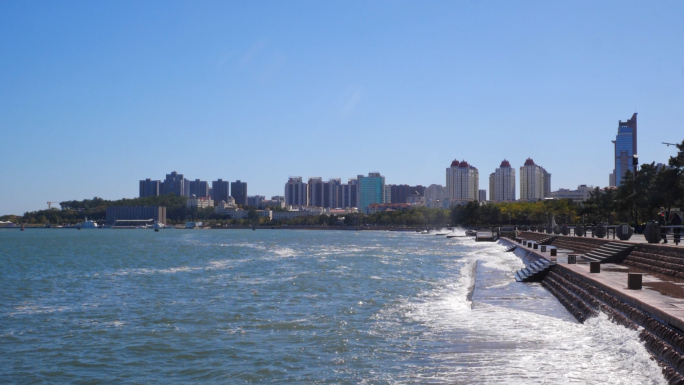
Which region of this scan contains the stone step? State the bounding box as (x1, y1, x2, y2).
(515, 261, 555, 283)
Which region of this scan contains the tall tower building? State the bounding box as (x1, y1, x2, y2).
(520, 158, 551, 201)
(139, 178, 161, 198)
(163, 171, 188, 197)
(490, 160, 516, 202)
(285, 177, 307, 206)
(325, 178, 343, 209)
(446, 160, 479, 204)
(211, 179, 230, 202)
(611, 113, 638, 187)
(357, 172, 386, 213)
(342, 178, 358, 208)
(230, 180, 248, 206)
(188, 179, 209, 198)
(307, 177, 325, 207)
(424, 184, 446, 203)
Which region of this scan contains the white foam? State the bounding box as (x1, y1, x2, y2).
(376, 239, 667, 384)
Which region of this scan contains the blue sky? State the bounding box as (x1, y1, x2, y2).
(2, 1, 683, 215)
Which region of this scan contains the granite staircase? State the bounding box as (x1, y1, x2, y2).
(581, 242, 634, 263)
(515, 259, 555, 282)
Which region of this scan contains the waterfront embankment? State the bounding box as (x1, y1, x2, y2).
(503, 234, 684, 384)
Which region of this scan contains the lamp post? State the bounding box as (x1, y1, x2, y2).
(632, 154, 639, 226)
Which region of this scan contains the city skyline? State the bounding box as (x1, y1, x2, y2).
(2, 1, 684, 215)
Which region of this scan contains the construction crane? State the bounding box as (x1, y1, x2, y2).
(47, 201, 59, 210)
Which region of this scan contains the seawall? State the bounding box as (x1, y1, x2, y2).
(500, 237, 684, 384)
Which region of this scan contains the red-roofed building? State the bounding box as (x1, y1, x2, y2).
(446, 159, 479, 205)
(520, 158, 551, 201)
(489, 159, 516, 202)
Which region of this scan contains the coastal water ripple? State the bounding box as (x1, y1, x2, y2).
(0, 229, 667, 384)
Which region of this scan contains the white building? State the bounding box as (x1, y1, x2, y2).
(214, 201, 272, 219)
(520, 158, 551, 202)
(187, 196, 214, 209)
(446, 160, 479, 205)
(550, 185, 592, 203)
(265, 196, 286, 209)
(490, 159, 516, 202)
(271, 206, 326, 221)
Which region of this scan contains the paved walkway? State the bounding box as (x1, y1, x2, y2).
(511, 239, 684, 331)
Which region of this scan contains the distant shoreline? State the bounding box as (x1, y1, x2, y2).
(0, 225, 471, 232)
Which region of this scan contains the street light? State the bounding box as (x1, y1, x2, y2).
(632, 154, 639, 225)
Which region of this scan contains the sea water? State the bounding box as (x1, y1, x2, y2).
(0, 229, 666, 384)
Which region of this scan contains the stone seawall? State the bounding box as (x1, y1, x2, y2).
(502, 238, 684, 384)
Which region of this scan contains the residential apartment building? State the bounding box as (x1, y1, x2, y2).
(163, 171, 189, 197)
(285, 177, 307, 206)
(325, 178, 343, 209)
(446, 160, 479, 204)
(248, 195, 266, 208)
(388, 184, 426, 204)
(342, 178, 358, 209)
(307, 177, 325, 207)
(489, 160, 516, 202)
(211, 179, 230, 202)
(230, 180, 248, 206)
(520, 158, 551, 201)
(424, 184, 447, 203)
(139, 178, 161, 198)
(188, 179, 209, 198)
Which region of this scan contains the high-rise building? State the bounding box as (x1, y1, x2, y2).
(478, 189, 487, 202)
(163, 171, 188, 197)
(211, 179, 230, 202)
(388, 185, 426, 204)
(139, 178, 161, 198)
(285, 177, 307, 206)
(231, 180, 248, 206)
(248, 195, 266, 208)
(307, 177, 324, 207)
(488, 173, 495, 202)
(611, 113, 638, 187)
(188, 179, 209, 198)
(342, 178, 358, 208)
(325, 178, 343, 209)
(490, 160, 516, 202)
(424, 184, 446, 203)
(446, 160, 479, 204)
(357, 172, 386, 213)
(520, 158, 551, 201)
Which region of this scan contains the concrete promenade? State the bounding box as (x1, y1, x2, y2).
(511, 237, 684, 331)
